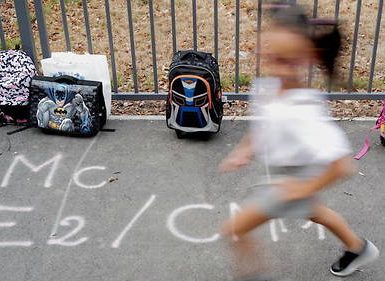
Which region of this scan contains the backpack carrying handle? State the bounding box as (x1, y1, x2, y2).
(52, 75, 80, 84)
(178, 50, 209, 61)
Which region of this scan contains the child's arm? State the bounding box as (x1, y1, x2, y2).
(219, 132, 255, 172)
(279, 156, 357, 201)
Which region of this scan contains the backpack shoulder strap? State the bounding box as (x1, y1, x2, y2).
(7, 125, 32, 135)
(354, 124, 380, 160)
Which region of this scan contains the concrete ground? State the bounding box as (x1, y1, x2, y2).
(0, 119, 383, 281)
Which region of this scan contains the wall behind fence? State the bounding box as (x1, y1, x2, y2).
(0, 0, 384, 97)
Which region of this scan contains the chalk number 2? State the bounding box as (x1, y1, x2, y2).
(47, 216, 88, 246)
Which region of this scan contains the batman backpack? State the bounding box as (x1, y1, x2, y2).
(29, 75, 107, 137)
(166, 50, 223, 138)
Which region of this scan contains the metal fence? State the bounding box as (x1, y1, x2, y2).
(1, 0, 384, 100)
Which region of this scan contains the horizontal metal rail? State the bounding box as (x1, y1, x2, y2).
(112, 92, 385, 101)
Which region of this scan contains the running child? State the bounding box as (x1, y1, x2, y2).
(219, 3, 379, 279)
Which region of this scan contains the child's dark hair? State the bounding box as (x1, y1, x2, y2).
(267, 2, 341, 78)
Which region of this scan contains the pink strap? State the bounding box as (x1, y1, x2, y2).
(4, 115, 14, 123)
(16, 119, 28, 124)
(354, 125, 380, 160)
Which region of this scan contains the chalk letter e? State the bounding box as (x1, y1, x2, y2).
(0, 205, 34, 247)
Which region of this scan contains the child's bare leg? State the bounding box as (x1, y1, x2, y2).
(310, 204, 363, 252)
(222, 206, 270, 279)
(229, 234, 270, 280)
(222, 205, 269, 237)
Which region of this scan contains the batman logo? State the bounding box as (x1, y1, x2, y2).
(54, 108, 67, 116)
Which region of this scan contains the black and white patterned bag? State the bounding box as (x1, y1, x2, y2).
(0, 50, 36, 123)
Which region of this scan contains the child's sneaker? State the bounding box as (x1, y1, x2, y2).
(330, 239, 379, 277)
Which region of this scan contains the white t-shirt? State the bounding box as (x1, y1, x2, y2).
(250, 78, 352, 168)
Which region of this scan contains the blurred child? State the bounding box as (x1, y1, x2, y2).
(219, 3, 379, 279)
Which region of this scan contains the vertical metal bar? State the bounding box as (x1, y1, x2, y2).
(170, 0, 177, 54)
(59, 0, 71, 51)
(82, 0, 93, 54)
(14, 0, 37, 63)
(307, 0, 318, 88)
(348, 0, 362, 92)
(126, 0, 139, 93)
(256, 0, 262, 77)
(328, 0, 341, 92)
(312, 0, 318, 19)
(368, 0, 383, 93)
(334, 0, 341, 20)
(105, 0, 118, 92)
(149, 0, 159, 93)
(327, 71, 333, 93)
(34, 0, 51, 58)
(192, 0, 197, 51)
(214, 0, 218, 59)
(0, 16, 6, 50)
(235, 0, 240, 93)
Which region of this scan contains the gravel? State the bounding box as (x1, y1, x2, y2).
(112, 100, 384, 119)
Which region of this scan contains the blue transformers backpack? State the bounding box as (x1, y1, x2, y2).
(29, 75, 107, 137)
(166, 50, 223, 138)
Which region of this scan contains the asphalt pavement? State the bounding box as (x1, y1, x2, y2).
(0, 119, 383, 281)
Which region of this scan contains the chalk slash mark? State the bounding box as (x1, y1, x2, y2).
(112, 194, 156, 248)
(50, 137, 98, 237)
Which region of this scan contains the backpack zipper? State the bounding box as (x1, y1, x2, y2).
(169, 64, 218, 93)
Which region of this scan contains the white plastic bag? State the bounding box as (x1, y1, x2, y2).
(41, 52, 112, 117)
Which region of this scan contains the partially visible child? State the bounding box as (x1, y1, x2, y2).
(219, 3, 379, 279)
